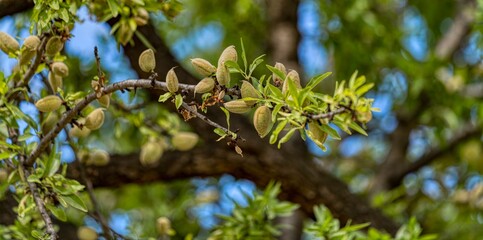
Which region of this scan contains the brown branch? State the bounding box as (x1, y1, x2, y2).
(387, 123, 482, 188)
(22, 167, 58, 239)
(435, 0, 477, 59)
(0, 0, 33, 18)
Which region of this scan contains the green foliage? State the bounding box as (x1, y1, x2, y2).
(210, 182, 299, 239)
(305, 206, 437, 240)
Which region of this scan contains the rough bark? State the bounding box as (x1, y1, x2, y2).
(68, 147, 400, 234)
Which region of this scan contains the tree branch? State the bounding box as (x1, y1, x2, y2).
(387, 123, 482, 188)
(435, 0, 477, 59)
(22, 167, 58, 239)
(0, 0, 33, 18)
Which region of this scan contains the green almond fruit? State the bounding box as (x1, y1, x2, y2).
(191, 58, 216, 77)
(84, 108, 105, 130)
(0, 31, 20, 55)
(224, 100, 251, 114)
(138, 49, 156, 73)
(171, 132, 199, 151)
(253, 105, 272, 138)
(35, 95, 62, 112)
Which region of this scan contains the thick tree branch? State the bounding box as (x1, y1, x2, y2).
(67, 145, 399, 234)
(0, 0, 33, 18)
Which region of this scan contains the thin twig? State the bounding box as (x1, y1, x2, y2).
(311, 107, 347, 120)
(21, 165, 58, 240)
(65, 133, 114, 239)
(180, 102, 244, 141)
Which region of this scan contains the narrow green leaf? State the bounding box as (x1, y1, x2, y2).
(158, 92, 172, 102)
(46, 203, 67, 222)
(240, 38, 248, 73)
(175, 94, 183, 109)
(58, 194, 87, 212)
(266, 65, 286, 81)
(320, 124, 341, 140)
(220, 107, 231, 129)
(306, 72, 331, 91)
(349, 122, 368, 136)
(355, 83, 374, 96)
(278, 127, 297, 148)
(270, 119, 288, 144)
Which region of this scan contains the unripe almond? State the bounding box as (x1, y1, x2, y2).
(307, 122, 328, 149)
(134, 8, 149, 26)
(35, 95, 63, 112)
(22, 35, 40, 51)
(48, 72, 63, 93)
(138, 49, 156, 73)
(84, 108, 105, 130)
(356, 111, 372, 123)
(253, 105, 272, 138)
(191, 58, 216, 77)
(194, 77, 215, 95)
(273, 62, 286, 86)
(69, 125, 91, 138)
(140, 140, 164, 166)
(117, 23, 133, 45)
(286, 70, 301, 87)
(282, 70, 302, 94)
(156, 217, 173, 235)
(241, 81, 260, 106)
(87, 149, 110, 166)
(41, 112, 59, 134)
(45, 36, 64, 56)
(217, 45, 237, 66)
(18, 50, 36, 65)
(51, 62, 69, 77)
(0, 169, 8, 182)
(171, 132, 199, 151)
(98, 94, 111, 108)
(166, 67, 179, 93)
(215, 64, 230, 86)
(224, 100, 251, 114)
(0, 31, 20, 54)
(77, 226, 98, 240)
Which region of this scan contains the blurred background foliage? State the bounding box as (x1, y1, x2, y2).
(1, 0, 482, 239)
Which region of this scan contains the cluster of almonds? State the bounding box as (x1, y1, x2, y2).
(77, 149, 110, 166)
(139, 132, 199, 166)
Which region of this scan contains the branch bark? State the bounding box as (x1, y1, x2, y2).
(387, 123, 482, 189)
(0, 0, 33, 18)
(435, 0, 477, 59)
(68, 145, 400, 234)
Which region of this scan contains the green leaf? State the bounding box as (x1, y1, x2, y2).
(225, 60, 243, 74)
(248, 54, 266, 77)
(320, 124, 341, 140)
(134, 30, 156, 51)
(356, 82, 374, 96)
(158, 92, 172, 102)
(270, 119, 287, 144)
(278, 127, 297, 148)
(271, 104, 283, 122)
(268, 84, 283, 100)
(106, 0, 120, 17)
(46, 203, 67, 222)
(240, 38, 248, 73)
(348, 71, 359, 89)
(58, 194, 87, 212)
(306, 72, 331, 91)
(220, 107, 231, 129)
(175, 94, 183, 109)
(349, 122, 368, 136)
(266, 65, 286, 81)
